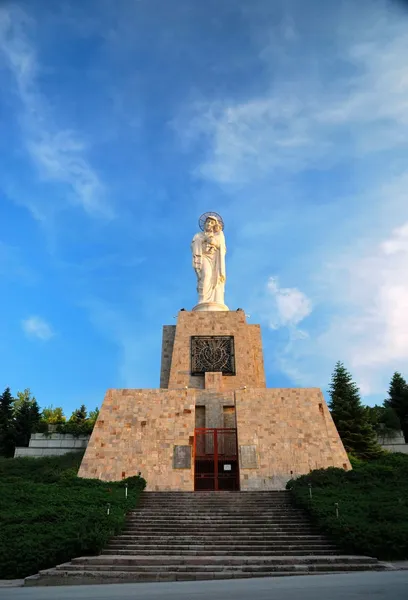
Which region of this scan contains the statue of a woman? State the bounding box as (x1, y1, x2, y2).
(191, 213, 228, 311)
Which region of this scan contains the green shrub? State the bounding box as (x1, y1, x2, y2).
(0, 453, 146, 579)
(56, 421, 95, 437)
(287, 453, 408, 560)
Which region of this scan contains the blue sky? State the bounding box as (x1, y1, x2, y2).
(1, 0, 408, 416)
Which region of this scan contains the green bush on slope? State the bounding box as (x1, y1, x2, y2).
(0, 453, 146, 579)
(287, 453, 408, 560)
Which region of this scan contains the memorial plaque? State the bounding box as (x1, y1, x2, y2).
(173, 445, 192, 469)
(239, 445, 258, 469)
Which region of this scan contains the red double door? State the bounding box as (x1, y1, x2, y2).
(194, 428, 240, 491)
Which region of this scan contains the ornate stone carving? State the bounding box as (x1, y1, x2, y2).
(191, 336, 235, 375)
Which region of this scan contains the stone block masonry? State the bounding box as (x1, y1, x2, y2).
(79, 310, 350, 490)
(165, 310, 266, 390)
(235, 388, 351, 490)
(78, 389, 196, 490)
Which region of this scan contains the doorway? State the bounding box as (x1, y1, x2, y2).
(194, 428, 239, 491)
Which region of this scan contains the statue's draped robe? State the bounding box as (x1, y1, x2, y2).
(191, 230, 226, 305)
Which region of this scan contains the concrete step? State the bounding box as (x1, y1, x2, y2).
(28, 565, 388, 586)
(113, 534, 328, 542)
(143, 490, 290, 500)
(54, 562, 384, 574)
(26, 568, 383, 586)
(127, 510, 306, 521)
(126, 516, 309, 526)
(124, 527, 317, 534)
(133, 511, 301, 516)
(70, 555, 380, 566)
(137, 499, 292, 503)
(23, 490, 387, 588)
(107, 540, 334, 547)
(130, 508, 303, 513)
(102, 549, 339, 557)
(113, 529, 328, 542)
(106, 543, 336, 551)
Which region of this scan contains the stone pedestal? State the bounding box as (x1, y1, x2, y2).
(192, 302, 229, 312)
(78, 310, 351, 490)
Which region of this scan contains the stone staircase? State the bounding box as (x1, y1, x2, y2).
(26, 491, 387, 585)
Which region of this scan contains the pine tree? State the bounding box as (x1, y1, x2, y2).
(88, 407, 100, 425)
(328, 361, 382, 460)
(69, 404, 87, 423)
(384, 372, 408, 443)
(0, 387, 16, 457)
(365, 405, 401, 443)
(13, 389, 42, 448)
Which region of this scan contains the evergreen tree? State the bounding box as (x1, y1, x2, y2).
(384, 372, 408, 443)
(0, 387, 16, 457)
(365, 405, 401, 443)
(328, 361, 382, 460)
(69, 404, 87, 423)
(88, 407, 100, 426)
(13, 389, 42, 448)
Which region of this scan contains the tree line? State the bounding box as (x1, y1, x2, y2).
(328, 362, 408, 460)
(0, 387, 99, 458)
(1, 363, 407, 461)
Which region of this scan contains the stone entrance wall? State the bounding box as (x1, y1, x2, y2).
(79, 310, 350, 490)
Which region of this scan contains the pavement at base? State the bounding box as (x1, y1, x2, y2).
(1, 571, 408, 600)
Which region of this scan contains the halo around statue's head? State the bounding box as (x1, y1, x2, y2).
(199, 212, 224, 231)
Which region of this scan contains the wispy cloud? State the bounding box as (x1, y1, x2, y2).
(177, 2, 408, 184)
(0, 5, 111, 218)
(317, 219, 408, 393)
(175, 0, 408, 400)
(22, 316, 54, 341)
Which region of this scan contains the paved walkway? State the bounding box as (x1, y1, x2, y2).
(0, 571, 408, 600)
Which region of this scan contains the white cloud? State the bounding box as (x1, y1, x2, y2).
(177, 2, 408, 184)
(264, 277, 312, 330)
(274, 217, 408, 397)
(321, 221, 408, 385)
(0, 5, 111, 218)
(22, 316, 54, 341)
(174, 0, 408, 401)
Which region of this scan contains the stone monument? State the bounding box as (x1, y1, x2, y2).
(79, 213, 350, 490)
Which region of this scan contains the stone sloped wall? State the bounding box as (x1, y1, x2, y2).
(235, 388, 351, 490)
(14, 433, 89, 458)
(78, 389, 196, 490)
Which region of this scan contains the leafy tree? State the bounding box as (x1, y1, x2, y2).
(384, 372, 408, 443)
(41, 406, 65, 425)
(0, 388, 16, 457)
(13, 389, 42, 448)
(328, 361, 383, 460)
(69, 404, 87, 423)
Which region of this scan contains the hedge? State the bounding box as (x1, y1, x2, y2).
(287, 453, 408, 560)
(0, 453, 146, 579)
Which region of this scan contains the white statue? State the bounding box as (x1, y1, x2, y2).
(191, 213, 228, 311)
